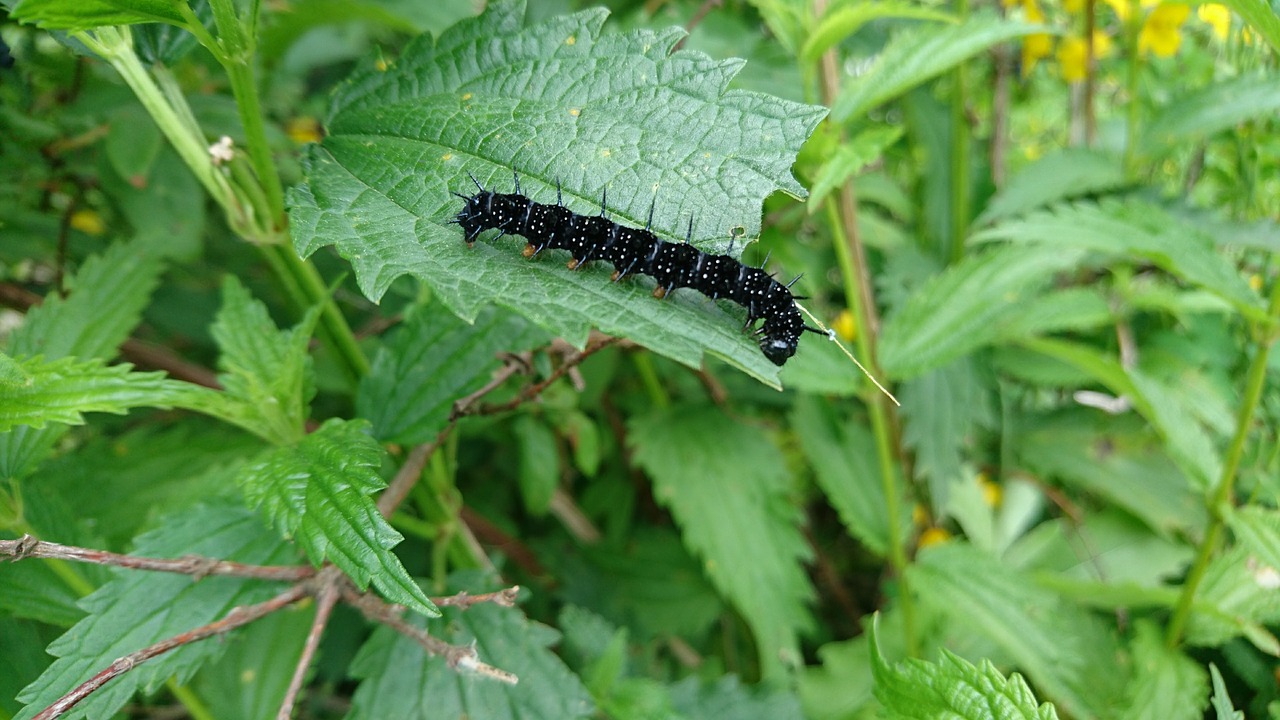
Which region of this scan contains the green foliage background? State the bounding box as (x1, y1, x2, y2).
(1, 0, 1278, 717)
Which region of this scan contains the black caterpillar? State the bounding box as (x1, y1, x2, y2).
(452, 173, 820, 365)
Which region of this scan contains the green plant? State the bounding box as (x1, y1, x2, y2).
(1, 0, 1278, 718)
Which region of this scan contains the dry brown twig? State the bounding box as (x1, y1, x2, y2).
(6, 534, 525, 719)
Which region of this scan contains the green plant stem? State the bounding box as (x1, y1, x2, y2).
(166, 682, 215, 720)
(1122, 14, 1144, 177)
(632, 353, 670, 409)
(1165, 278, 1280, 648)
(949, 0, 971, 264)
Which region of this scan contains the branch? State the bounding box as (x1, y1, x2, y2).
(341, 586, 519, 685)
(470, 336, 621, 417)
(1, 535, 313, 582)
(430, 585, 521, 610)
(33, 586, 308, 720)
(276, 566, 343, 719)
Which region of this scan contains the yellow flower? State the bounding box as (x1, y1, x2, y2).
(1103, 0, 1132, 21)
(1062, 0, 1083, 12)
(1022, 0, 1053, 75)
(977, 473, 1002, 507)
(285, 117, 323, 145)
(1198, 3, 1230, 40)
(1057, 31, 1114, 82)
(831, 309, 857, 342)
(1139, 3, 1191, 57)
(1249, 274, 1263, 291)
(70, 209, 105, 236)
(919, 527, 953, 548)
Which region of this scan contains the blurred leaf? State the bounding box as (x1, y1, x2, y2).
(831, 15, 1047, 121)
(868, 615, 1060, 719)
(104, 105, 161, 183)
(289, 2, 826, 385)
(669, 675, 804, 720)
(347, 571, 594, 719)
(358, 304, 547, 445)
(802, 2, 953, 61)
(13, 503, 296, 720)
(1141, 75, 1280, 153)
(35, 420, 260, 549)
(878, 244, 1087, 379)
(1016, 413, 1205, 536)
(234, 418, 438, 617)
(109, 148, 206, 261)
(973, 200, 1265, 322)
(7, 241, 164, 361)
(909, 542, 1121, 717)
(0, 550, 84, 626)
(1209, 664, 1245, 720)
(975, 149, 1127, 226)
(0, 619, 53, 717)
(1119, 621, 1207, 720)
(1020, 338, 1223, 489)
(630, 404, 813, 680)
(791, 396, 903, 556)
(807, 125, 904, 210)
(191, 605, 313, 720)
(1008, 509, 1193, 589)
(800, 636, 877, 720)
(1184, 547, 1280, 652)
(10, 0, 186, 29)
(1216, 0, 1280, 51)
(1227, 506, 1280, 575)
(514, 414, 559, 516)
(210, 276, 319, 445)
(900, 357, 993, 506)
(134, 0, 208, 64)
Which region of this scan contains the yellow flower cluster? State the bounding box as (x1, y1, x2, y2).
(1015, 0, 1232, 80)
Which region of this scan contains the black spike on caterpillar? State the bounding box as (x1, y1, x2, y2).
(452, 172, 820, 366)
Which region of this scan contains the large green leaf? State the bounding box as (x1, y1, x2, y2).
(358, 303, 547, 444)
(209, 276, 320, 445)
(868, 616, 1059, 720)
(909, 542, 1123, 718)
(1227, 506, 1280, 576)
(972, 200, 1265, 322)
(1141, 74, 1280, 153)
(14, 503, 296, 720)
(11, 0, 186, 29)
(830, 14, 1047, 121)
(234, 418, 437, 617)
(877, 244, 1088, 379)
(347, 571, 594, 719)
(190, 608, 313, 720)
(629, 404, 813, 681)
(1187, 547, 1280, 653)
(899, 357, 993, 506)
(289, 0, 826, 386)
(1, 240, 165, 479)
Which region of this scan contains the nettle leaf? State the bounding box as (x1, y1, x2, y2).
(358, 303, 548, 444)
(347, 571, 594, 719)
(1209, 664, 1245, 720)
(669, 675, 804, 720)
(830, 14, 1048, 121)
(975, 148, 1128, 226)
(899, 356, 994, 508)
(1119, 621, 1207, 720)
(233, 418, 438, 617)
(877, 244, 1089, 379)
(972, 199, 1265, 322)
(289, 0, 826, 386)
(11, 0, 186, 29)
(190, 608, 313, 720)
(14, 503, 297, 720)
(908, 542, 1123, 718)
(790, 395, 904, 556)
(868, 617, 1060, 720)
(629, 404, 814, 681)
(210, 276, 320, 445)
(1226, 505, 1280, 575)
(1, 240, 164, 479)
(0, 355, 201, 432)
(1141, 74, 1280, 154)
(1188, 546, 1280, 651)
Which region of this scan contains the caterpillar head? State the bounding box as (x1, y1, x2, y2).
(759, 334, 798, 366)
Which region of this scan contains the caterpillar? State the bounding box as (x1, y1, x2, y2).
(451, 173, 821, 365)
